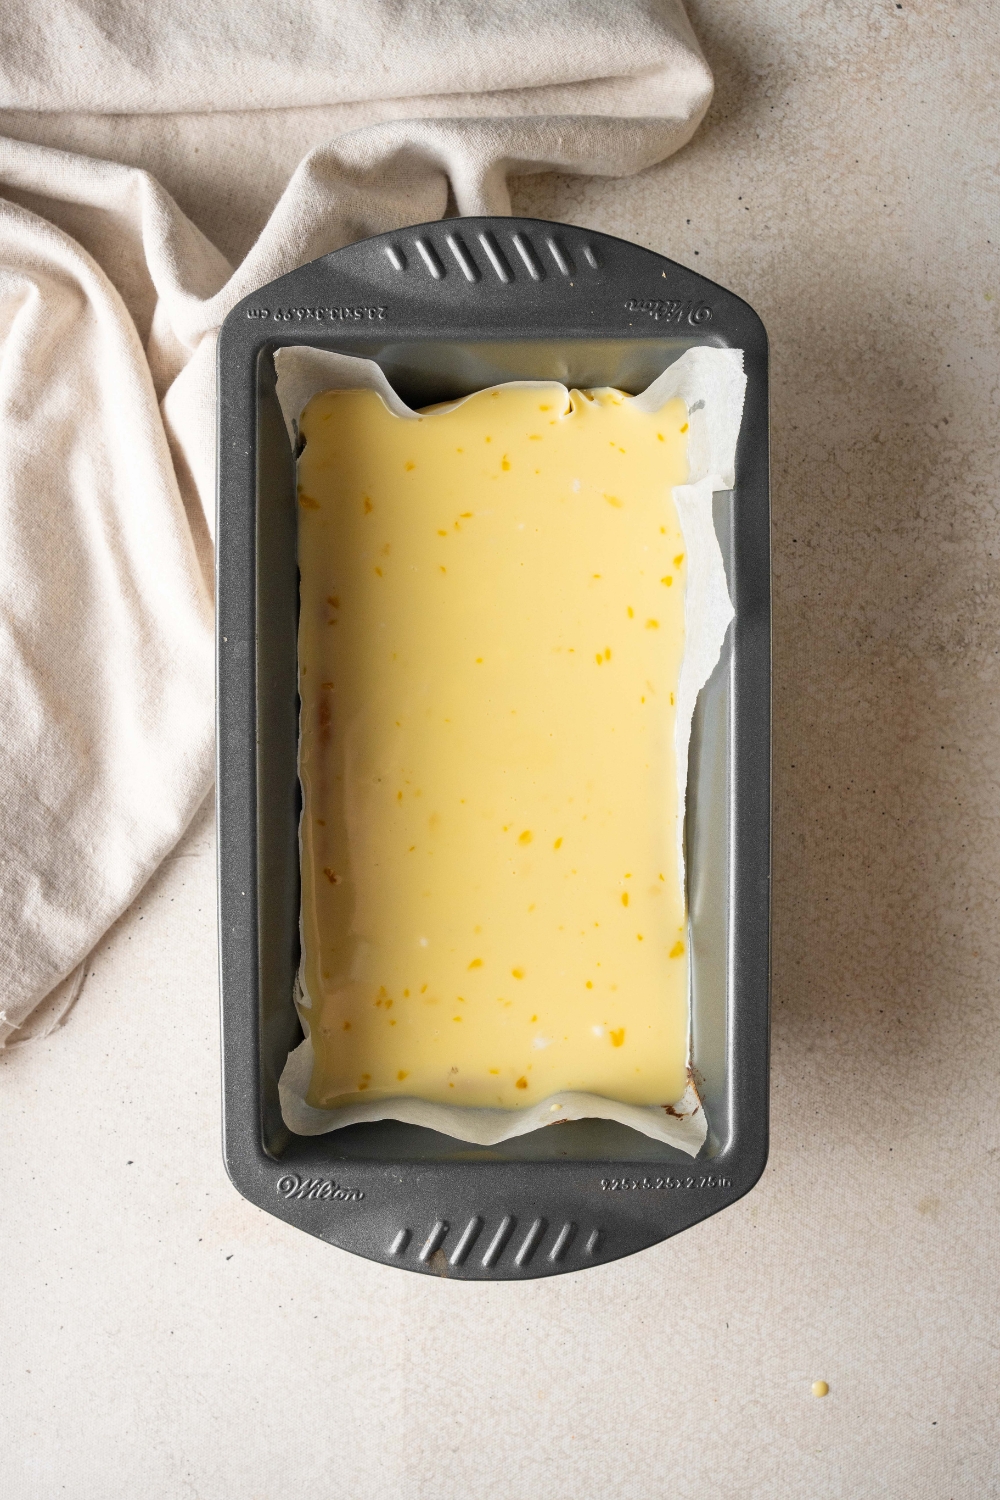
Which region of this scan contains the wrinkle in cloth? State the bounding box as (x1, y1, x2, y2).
(0, 0, 713, 1044)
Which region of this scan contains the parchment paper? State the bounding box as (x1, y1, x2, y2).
(273, 346, 744, 1153)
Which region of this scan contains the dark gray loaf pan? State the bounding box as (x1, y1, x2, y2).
(216, 217, 770, 1279)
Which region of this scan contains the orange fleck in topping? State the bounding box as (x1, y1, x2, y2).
(327, 596, 339, 609)
(437, 529, 448, 536)
(468, 958, 483, 969)
(627, 606, 634, 618)
(374, 566, 383, 577)
(610, 1028, 625, 1047)
(670, 940, 685, 958)
(342, 1020, 351, 1031)
(656, 433, 665, 443)
(404, 461, 415, 472)
(489, 1068, 500, 1075)
(501, 456, 511, 471)
(674, 554, 685, 566)
(585, 981, 593, 989)
(645, 619, 660, 629)
(363, 497, 373, 512)
(553, 837, 563, 849)
(661, 576, 672, 586)
(298, 493, 320, 510)
(518, 829, 532, 845)
(512, 968, 525, 979)
(323, 868, 341, 885)
(603, 493, 623, 508)
(680, 422, 689, 433)
(515, 1077, 529, 1090)
(397, 1070, 409, 1081)
(621, 892, 629, 907)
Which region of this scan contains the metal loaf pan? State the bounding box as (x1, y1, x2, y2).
(216, 217, 770, 1279)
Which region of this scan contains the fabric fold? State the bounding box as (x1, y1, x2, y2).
(0, 0, 711, 117)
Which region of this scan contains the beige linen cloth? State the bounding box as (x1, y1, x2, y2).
(0, 0, 713, 1045)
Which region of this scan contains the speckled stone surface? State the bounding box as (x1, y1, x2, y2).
(2, 3, 998, 1495)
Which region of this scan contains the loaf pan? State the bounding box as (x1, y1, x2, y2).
(216, 216, 770, 1279)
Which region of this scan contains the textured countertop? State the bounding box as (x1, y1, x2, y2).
(2, 2, 998, 1495)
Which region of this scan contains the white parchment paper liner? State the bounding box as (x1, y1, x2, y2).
(273, 346, 744, 1153)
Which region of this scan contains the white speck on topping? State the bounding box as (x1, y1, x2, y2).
(418, 937, 429, 947)
(571, 478, 581, 492)
(592, 1025, 605, 1037)
(533, 1035, 554, 1049)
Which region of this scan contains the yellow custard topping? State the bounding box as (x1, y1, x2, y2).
(297, 381, 690, 1110)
